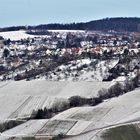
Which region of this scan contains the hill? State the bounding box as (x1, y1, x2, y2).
(0, 86, 140, 140)
(33, 17, 140, 32)
(1, 17, 140, 32)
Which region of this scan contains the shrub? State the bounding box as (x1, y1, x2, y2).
(69, 96, 86, 107)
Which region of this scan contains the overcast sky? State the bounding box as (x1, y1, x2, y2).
(0, 0, 140, 27)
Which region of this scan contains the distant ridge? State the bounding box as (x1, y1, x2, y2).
(1, 17, 140, 32)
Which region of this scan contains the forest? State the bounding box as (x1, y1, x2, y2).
(1, 17, 140, 32)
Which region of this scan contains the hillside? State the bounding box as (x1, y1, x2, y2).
(1, 17, 140, 32)
(33, 17, 140, 32)
(0, 17, 140, 140)
(0, 88, 140, 139)
(85, 17, 140, 32)
(0, 80, 111, 121)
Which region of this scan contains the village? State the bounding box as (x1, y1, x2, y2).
(1, 0, 140, 139)
(0, 30, 140, 140)
(0, 30, 139, 81)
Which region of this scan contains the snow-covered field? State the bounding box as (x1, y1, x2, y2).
(0, 31, 37, 40)
(0, 56, 138, 140)
(0, 30, 85, 41)
(55, 88, 140, 139)
(54, 88, 140, 125)
(0, 80, 111, 122)
(0, 30, 51, 41)
(48, 30, 85, 33)
(0, 88, 140, 139)
(0, 80, 111, 98)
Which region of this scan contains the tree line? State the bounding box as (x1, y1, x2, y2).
(1, 17, 140, 32)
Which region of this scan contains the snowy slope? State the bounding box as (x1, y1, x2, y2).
(0, 80, 111, 122)
(0, 88, 140, 139)
(0, 80, 111, 98)
(45, 58, 119, 82)
(48, 30, 85, 33)
(0, 30, 85, 41)
(0, 30, 42, 40)
(53, 88, 140, 138)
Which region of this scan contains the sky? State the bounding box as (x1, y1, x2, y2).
(0, 0, 140, 27)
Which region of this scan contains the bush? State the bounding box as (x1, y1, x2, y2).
(52, 132, 65, 140)
(69, 96, 86, 107)
(98, 88, 109, 99)
(51, 100, 70, 112)
(108, 82, 123, 97)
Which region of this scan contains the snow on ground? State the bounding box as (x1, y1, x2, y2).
(0, 94, 64, 121)
(67, 120, 92, 135)
(2, 87, 140, 140)
(2, 120, 49, 136)
(0, 80, 111, 122)
(0, 30, 85, 41)
(79, 59, 119, 81)
(52, 88, 140, 138)
(46, 58, 119, 82)
(0, 30, 45, 40)
(0, 94, 29, 120)
(0, 80, 111, 98)
(56, 82, 110, 98)
(37, 119, 76, 136)
(0, 86, 140, 139)
(96, 122, 140, 140)
(1, 119, 94, 139)
(48, 30, 85, 33)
